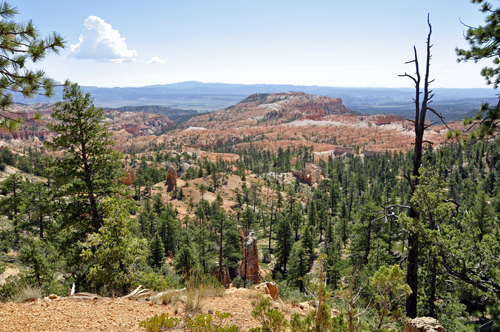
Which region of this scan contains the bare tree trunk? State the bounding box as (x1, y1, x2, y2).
(399, 16, 436, 319)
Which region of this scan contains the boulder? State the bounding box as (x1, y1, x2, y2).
(407, 317, 445, 332)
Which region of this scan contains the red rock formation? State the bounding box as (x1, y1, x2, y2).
(238, 226, 260, 285)
(333, 147, 354, 156)
(166, 165, 177, 190)
(292, 163, 321, 186)
(182, 92, 354, 130)
(121, 123, 150, 136)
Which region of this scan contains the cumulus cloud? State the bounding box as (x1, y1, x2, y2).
(147, 57, 166, 64)
(69, 16, 137, 62)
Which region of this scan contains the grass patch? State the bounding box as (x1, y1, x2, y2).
(184, 273, 224, 314)
(11, 284, 43, 303)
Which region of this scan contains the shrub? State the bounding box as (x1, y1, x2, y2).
(139, 267, 181, 292)
(262, 249, 271, 264)
(139, 313, 180, 332)
(232, 276, 244, 288)
(251, 298, 288, 332)
(278, 282, 306, 305)
(140, 312, 242, 332)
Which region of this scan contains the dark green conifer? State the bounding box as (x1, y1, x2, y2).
(308, 200, 317, 228)
(175, 237, 197, 279)
(325, 238, 341, 290)
(275, 216, 294, 273)
(302, 225, 314, 264)
(287, 241, 308, 292)
(148, 232, 165, 270)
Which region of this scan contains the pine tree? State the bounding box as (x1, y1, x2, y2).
(152, 193, 165, 216)
(19, 237, 56, 287)
(325, 218, 334, 249)
(0, 173, 25, 234)
(81, 198, 147, 295)
(351, 199, 380, 265)
(0, 2, 65, 130)
(275, 216, 294, 273)
(330, 183, 340, 216)
(212, 208, 242, 278)
(302, 225, 314, 264)
(243, 206, 256, 232)
(20, 181, 55, 239)
(45, 83, 125, 234)
(148, 231, 165, 270)
(289, 208, 303, 240)
(194, 221, 212, 274)
(325, 239, 341, 290)
(308, 200, 317, 228)
(158, 212, 179, 255)
(175, 236, 197, 279)
(287, 241, 308, 292)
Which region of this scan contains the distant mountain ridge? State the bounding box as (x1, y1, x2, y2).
(11, 81, 499, 121)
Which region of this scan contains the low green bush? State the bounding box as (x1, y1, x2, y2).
(140, 311, 242, 332)
(139, 313, 180, 332)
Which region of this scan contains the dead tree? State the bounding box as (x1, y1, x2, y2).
(398, 15, 447, 318)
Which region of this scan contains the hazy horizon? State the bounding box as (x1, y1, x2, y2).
(13, 0, 498, 90)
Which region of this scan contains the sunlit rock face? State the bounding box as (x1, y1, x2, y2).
(292, 163, 322, 186)
(238, 226, 261, 285)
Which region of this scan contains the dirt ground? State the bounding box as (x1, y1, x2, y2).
(0, 287, 310, 332)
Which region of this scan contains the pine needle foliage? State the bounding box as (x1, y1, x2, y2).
(0, 2, 65, 130)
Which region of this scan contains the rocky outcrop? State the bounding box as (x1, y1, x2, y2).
(166, 165, 177, 189)
(182, 92, 354, 130)
(313, 150, 335, 163)
(292, 163, 321, 186)
(375, 115, 406, 125)
(254, 282, 279, 300)
(121, 123, 151, 136)
(363, 149, 386, 158)
(407, 317, 445, 332)
(333, 146, 354, 156)
(238, 226, 260, 285)
(0, 129, 53, 141)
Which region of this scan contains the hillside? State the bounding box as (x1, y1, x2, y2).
(0, 104, 177, 143)
(108, 105, 198, 123)
(182, 92, 354, 130)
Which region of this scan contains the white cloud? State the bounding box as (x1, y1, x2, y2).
(69, 16, 137, 62)
(147, 57, 166, 64)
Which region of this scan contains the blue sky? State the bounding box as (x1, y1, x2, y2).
(14, 0, 494, 89)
